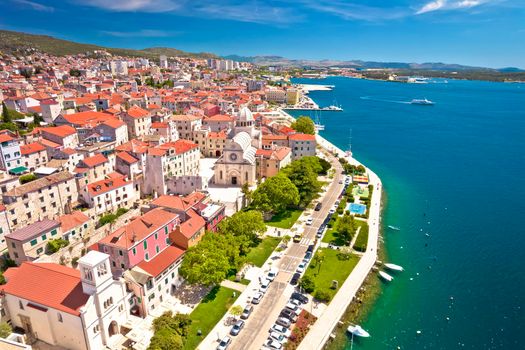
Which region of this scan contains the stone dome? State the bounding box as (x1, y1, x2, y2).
(237, 107, 254, 123)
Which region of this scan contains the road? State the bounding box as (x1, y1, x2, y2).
(230, 151, 345, 350)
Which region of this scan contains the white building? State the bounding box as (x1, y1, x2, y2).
(110, 60, 128, 76)
(1, 251, 131, 350)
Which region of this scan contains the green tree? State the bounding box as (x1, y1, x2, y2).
(241, 183, 252, 205)
(230, 305, 243, 319)
(218, 211, 266, 253)
(0, 271, 5, 285)
(282, 159, 321, 207)
(2, 102, 11, 123)
(46, 239, 69, 253)
(291, 116, 315, 135)
(69, 69, 82, 77)
(299, 275, 315, 293)
(251, 174, 299, 215)
(338, 213, 355, 243)
(19, 173, 37, 184)
(152, 311, 191, 337)
(148, 328, 183, 350)
(314, 289, 331, 302)
(313, 251, 325, 275)
(0, 321, 12, 338)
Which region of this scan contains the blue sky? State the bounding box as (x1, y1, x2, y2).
(0, 0, 524, 68)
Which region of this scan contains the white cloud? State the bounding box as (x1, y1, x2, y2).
(80, 0, 180, 12)
(416, 0, 492, 14)
(12, 0, 54, 12)
(301, 1, 410, 21)
(101, 29, 175, 37)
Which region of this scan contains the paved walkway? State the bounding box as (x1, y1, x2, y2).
(220, 280, 248, 293)
(298, 159, 383, 350)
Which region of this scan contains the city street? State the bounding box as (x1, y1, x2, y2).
(229, 151, 345, 350)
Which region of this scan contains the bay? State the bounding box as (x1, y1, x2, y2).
(288, 77, 525, 349)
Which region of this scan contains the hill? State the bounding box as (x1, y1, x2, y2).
(0, 30, 216, 59)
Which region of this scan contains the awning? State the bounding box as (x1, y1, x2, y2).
(9, 166, 28, 175)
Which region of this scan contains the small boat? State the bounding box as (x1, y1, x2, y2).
(388, 225, 400, 231)
(410, 98, 434, 105)
(379, 271, 394, 281)
(384, 263, 404, 271)
(347, 324, 370, 338)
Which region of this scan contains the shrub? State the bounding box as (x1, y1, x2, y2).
(314, 289, 331, 302)
(299, 275, 315, 293)
(19, 173, 37, 184)
(47, 239, 69, 254)
(72, 257, 80, 267)
(116, 207, 129, 217)
(0, 321, 12, 338)
(98, 213, 118, 227)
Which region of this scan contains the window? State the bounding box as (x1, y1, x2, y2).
(36, 247, 44, 254)
(156, 246, 160, 254)
(132, 248, 136, 255)
(50, 229, 57, 236)
(41, 234, 47, 240)
(145, 253, 149, 260)
(143, 241, 147, 249)
(164, 226, 168, 234)
(119, 250, 123, 256)
(30, 239, 37, 246)
(57, 313, 63, 322)
(19, 300, 24, 310)
(154, 233, 158, 240)
(11, 242, 16, 248)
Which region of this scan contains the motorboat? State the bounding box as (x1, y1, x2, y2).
(384, 263, 404, 271)
(379, 271, 394, 281)
(410, 98, 434, 105)
(387, 225, 400, 231)
(347, 324, 370, 337)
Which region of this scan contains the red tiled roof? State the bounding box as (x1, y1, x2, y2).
(99, 208, 178, 249)
(178, 209, 205, 238)
(0, 134, 15, 143)
(136, 245, 185, 277)
(87, 177, 130, 196)
(41, 125, 77, 138)
(157, 139, 198, 155)
(59, 211, 90, 232)
(288, 133, 316, 141)
(61, 111, 114, 127)
(126, 105, 150, 119)
(204, 114, 233, 122)
(21, 142, 46, 155)
(151, 195, 188, 211)
(1, 262, 89, 316)
(81, 153, 108, 168)
(102, 119, 125, 128)
(116, 151, 139, 165)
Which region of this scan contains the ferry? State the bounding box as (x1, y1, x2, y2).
(410, 98, 434, 105)
(384, 263, 404, 271)
(347, 324, 370, 338)
(379, 271, 394, 282)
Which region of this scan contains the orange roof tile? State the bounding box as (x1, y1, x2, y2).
(20, 142, 46, 155)
(126, 105, 150, 119)
(116, 151, 139, 164)
(288, 133, 316, 141)
(178, 209, 205, 238)
(59, 211, 90, 232)
(81, 153, 108, 168)
(87, 177, 130, 196)
(136, 245, 185, 277)
(41, 125, 77, 138)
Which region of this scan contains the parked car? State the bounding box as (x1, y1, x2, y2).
(314, 202, 322, 211)
(307, 244, 315, 253)
(279, 308, 297, 322)
(293, 234, 302, 243)
(260, 279, 270, 294)
(252, 292, 263, 304)
(276, 317, 291, 328)
(240, 305, 253, 320)
(305, 217, 313, 225)
(216, 336, 231, 350)
(291, 292, 309, 304)
(335, 199, 341, 205)
(328, 207, 336, 215)
(230, 320, 245, 336)
(304, 251, 312, 261)
(296, 261, 306, 274)
(290, 273, 300, 286)
(271, 324, 292, 338)
(267, 267, 279, 281)
(285, 302, 302, 315)
(265, 338, 283, 349)
(270, 331, 287, 344)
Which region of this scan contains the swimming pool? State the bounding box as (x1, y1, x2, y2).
(347, 203, 367, 215)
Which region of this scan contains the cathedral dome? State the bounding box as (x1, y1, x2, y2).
(238, 107, 254, 123)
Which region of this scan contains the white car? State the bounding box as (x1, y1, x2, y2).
(285, 302, 302, 315)
(270, 324, 292, 338)
(288, 298, 301, 307)
(267, 267, 279, 281)
(296, 262, 306, 274)
(265, 338, 283, 349)
(251, 292, 263, 304)
(305, 217, 313, 225)
(269, 331, 287, 344)
(329, 207, 336, 215)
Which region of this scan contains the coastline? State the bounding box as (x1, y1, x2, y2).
(280, 108, 384, 350)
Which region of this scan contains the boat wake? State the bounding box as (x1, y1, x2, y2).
(360, 96, 411, 104)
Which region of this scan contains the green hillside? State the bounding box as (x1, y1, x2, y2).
(0, 30, 216, 59)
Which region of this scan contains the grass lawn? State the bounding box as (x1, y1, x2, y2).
(226, 274, 250, 285)
(266, 209, 303, 229)
(185, 286, 239, 350)
(353, 221, 369, 252)
(304, 248, 360, 300)
(245, 237, 281, 267)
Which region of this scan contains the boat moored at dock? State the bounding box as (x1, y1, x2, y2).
(347, 324, 371, 338)
(379, 271, 394, 281)
(384, 263, 404, 271)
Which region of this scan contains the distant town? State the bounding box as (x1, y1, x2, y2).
(0, 48, 381, 350)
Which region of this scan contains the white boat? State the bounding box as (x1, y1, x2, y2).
(379, 271, 394, 281)
(410, 98, 434, 105)
(384, 263, 404, 271)
(347, 324, 370, 338)
(387, 225, 400, 231)
(325, 105, 343, 111)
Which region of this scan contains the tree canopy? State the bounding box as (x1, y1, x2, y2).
(337, 213, 355, 242)
(291, 116, 315, 135)
(251, 174, 299, 215)
(282, 158, 322, 207)
(218, 210, 266, 254)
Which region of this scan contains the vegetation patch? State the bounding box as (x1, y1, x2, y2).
(245, 237, 280, 267)
(285, 310, 317, 350)
(266, 209, 303, 229)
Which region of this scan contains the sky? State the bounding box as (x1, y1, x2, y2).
(0, 0, 524, 68)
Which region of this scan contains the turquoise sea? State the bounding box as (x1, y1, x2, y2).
(288, 77, 525, 350)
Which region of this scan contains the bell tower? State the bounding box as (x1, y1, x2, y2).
(78, 251, 113, 295)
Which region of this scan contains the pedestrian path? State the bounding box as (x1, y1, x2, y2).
(220, 280, 247, 293)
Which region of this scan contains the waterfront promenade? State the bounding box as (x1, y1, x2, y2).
(297, 134, 382, 350)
